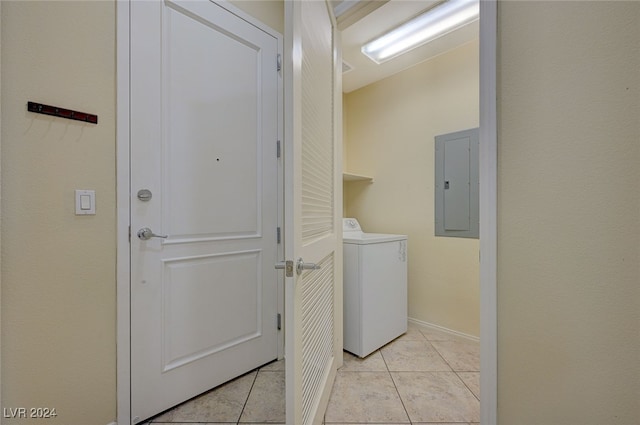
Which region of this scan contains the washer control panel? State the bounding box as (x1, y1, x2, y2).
(343, 218, 362, 232)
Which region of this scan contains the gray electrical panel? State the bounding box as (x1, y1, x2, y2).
(435, 128, 479, 239)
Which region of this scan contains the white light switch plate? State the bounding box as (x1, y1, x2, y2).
(75, 189, 96, 215)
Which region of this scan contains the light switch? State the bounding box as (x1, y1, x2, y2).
(75, 190, 96, 215)
(80, 195, 91, 210)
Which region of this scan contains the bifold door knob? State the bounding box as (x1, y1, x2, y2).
(296, 258, 320, 275)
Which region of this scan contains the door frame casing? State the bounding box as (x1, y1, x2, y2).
(116, 2, 284, 424)
(479, 1, 498, 423)
(115, 2, 130, 424)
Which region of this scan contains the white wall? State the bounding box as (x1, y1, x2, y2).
(344, 41, 480, 336)
(497, 1, 640, 423)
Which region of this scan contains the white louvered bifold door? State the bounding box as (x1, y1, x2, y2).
(284, 1, 343, 424)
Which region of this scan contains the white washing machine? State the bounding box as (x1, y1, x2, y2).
(343, 218, 408, 358)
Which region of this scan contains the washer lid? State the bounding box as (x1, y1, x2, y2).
(343, 232, 407, 244)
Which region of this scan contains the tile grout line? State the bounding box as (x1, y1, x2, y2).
(235, 369, 260, 425)
(379, 347, 412, 425)
(416, 328, 481, 424)
(422, 328, 481, 421)
(455, 370, 481, 403)
(425, 329, 481, 404)
(426, 337, 457, 373)
(426, 330, 481, 401)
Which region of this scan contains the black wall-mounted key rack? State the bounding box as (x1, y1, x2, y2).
(27, 101, 98, 124)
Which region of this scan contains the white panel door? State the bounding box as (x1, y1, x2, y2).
(130, 1, 280, 422)
(284, 1, 343, 424)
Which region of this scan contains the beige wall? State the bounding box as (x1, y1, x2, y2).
(344, 41, 480, 336)
(0, 2, 282, 425)
(1, 2, 116, 424)
(498, 1, 640, 423)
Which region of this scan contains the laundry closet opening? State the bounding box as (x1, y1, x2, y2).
(340, 2, 480, 347)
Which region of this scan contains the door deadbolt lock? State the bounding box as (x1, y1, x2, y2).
(137, 189, 153, 202)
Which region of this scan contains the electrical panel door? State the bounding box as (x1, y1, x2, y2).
(435, 128, 479, 238)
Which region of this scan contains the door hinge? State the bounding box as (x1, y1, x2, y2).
(277, 53, 282, 72)
(276, 140, 281, 158)
(128, 226, 131, 242)
(277, 227, 281, 244)
(277, 313, 282, 330)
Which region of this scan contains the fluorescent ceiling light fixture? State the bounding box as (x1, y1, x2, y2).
(361, 0, 479, 64)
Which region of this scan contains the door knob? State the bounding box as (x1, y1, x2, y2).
(296, 258, 320, 275)
(137, 227, 168, 240)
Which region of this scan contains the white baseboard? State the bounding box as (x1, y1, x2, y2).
(106, 422, 117, 425)
(408, 317, 480, 342)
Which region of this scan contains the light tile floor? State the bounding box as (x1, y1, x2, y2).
(145, 322, 479, 425)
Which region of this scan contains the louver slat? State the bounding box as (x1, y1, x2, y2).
(301, 0, 334, 244)
(301, 254, 334, 424)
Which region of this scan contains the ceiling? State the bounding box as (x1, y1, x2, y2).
(335, 0, 479, 93)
